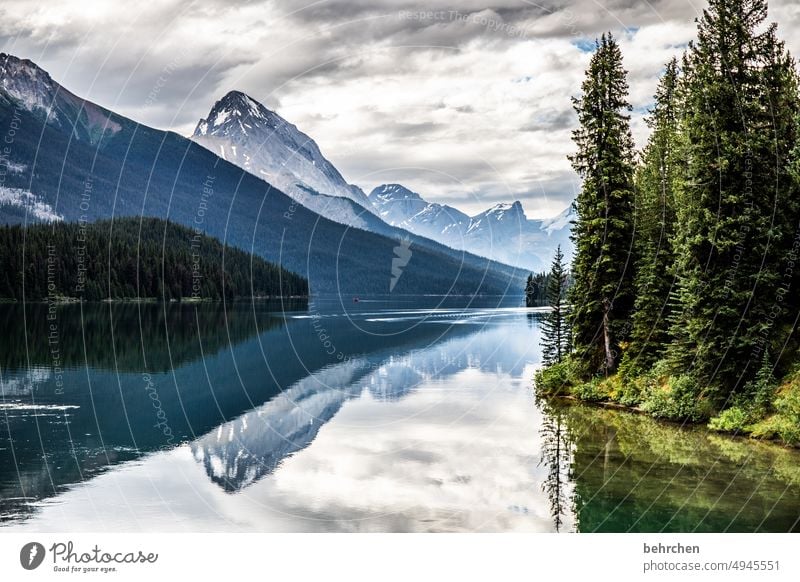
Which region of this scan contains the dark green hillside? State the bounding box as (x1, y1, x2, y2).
(0, 217, 308, 300)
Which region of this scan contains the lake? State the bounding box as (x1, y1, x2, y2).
(1, 299, 799, 532)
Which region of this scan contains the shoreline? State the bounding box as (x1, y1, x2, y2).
(546, 393, 800, 450)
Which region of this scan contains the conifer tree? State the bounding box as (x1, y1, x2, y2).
(525, 273, 536, 307)
(621, 58, 681, 376)
(568, 33, 637, 374)
(541, 245, 571, 365)
(667, 0, 800, 403)
(525, 272, 549, 306)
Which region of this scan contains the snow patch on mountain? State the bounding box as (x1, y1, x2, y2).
(369, 184, 470, 242)
(0, 53, 58, 117)
(540, 204, 575, 235)
(0, 187, 62, 222)
(466, 201, 526, 235)
(1, 159, 25, 174)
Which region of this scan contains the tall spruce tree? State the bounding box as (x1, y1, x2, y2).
(621, 58, 681, 376)
(667, 0, 800, 404)
(764, 32, 800, 375)
(541, 245, 571, 365)
(568, 33, 637, 375)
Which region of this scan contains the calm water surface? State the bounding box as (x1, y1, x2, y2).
(1, 299, 799, 532)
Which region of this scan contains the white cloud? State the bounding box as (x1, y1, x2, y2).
(1, 0, 798, 217)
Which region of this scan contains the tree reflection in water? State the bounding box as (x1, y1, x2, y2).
(537, 399, 576, 532)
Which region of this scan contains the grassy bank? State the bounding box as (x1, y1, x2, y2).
(535, 358, 800, 447)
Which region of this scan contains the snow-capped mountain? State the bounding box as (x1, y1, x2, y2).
(0, 53, 522, 294)
(466, 201, 527, 236)
(369, 184, 470, 241)
(0, 54, 120, 222)
(466, 203, 574, 272)
(370, 184, 428, 224)
(191, 91, 384, 231)
(539, 204, 575, 235)
(370, 183, 574, 272)
(188, 89, 570, 272)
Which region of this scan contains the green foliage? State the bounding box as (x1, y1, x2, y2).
(708, 407, 752, 433)
(572, 377, 611, 403)
(747, 352, 778, 413)
(640, 373, 711, 422)
(774, 382, 800, 428)
(751, 415, 800, 446)
(539, 1, 800, 445)
(568, 33, 637, 374)
(666, 0, 800, 404)
(621, 58, 681, 378)
(525, 272, 548, 307)
(540, 245, 572, 365)
(613, 375, 645, 407)
(708, 353, 779, 432)
(534, 357, 581, 396)
(748, 371, 800, 445)
(0, 217, 309, 300)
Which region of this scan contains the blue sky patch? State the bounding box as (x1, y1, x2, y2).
(572, 39, 596, 53)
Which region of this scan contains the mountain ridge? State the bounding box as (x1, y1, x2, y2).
(369, 182, 574, 272)
(0, 53, 523, 295)
(189, 89, 573, 273)
(0, 52, 122, 144)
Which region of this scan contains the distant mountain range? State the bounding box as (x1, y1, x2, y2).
(0, 52, 568, 297)
(369, 184, 574, 271)
(188, 91, 574, 273)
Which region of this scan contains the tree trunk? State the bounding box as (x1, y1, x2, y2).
(602, 297, 614, 372)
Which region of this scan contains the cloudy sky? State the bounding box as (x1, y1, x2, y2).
(2, 0, 800, 217)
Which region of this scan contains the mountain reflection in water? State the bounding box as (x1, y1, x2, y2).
(2, 299, 799, 532)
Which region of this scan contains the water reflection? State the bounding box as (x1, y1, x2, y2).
(0, 299, 525, 523)
(0, 301, 302, 373)
(189, 315, 535, 495)
(191, 360, 366, 492)
(557, 403, 800, 532)
(538, 400, 575, 532)
(0, 301, 296, 521)
(2, 301, 800, 532)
